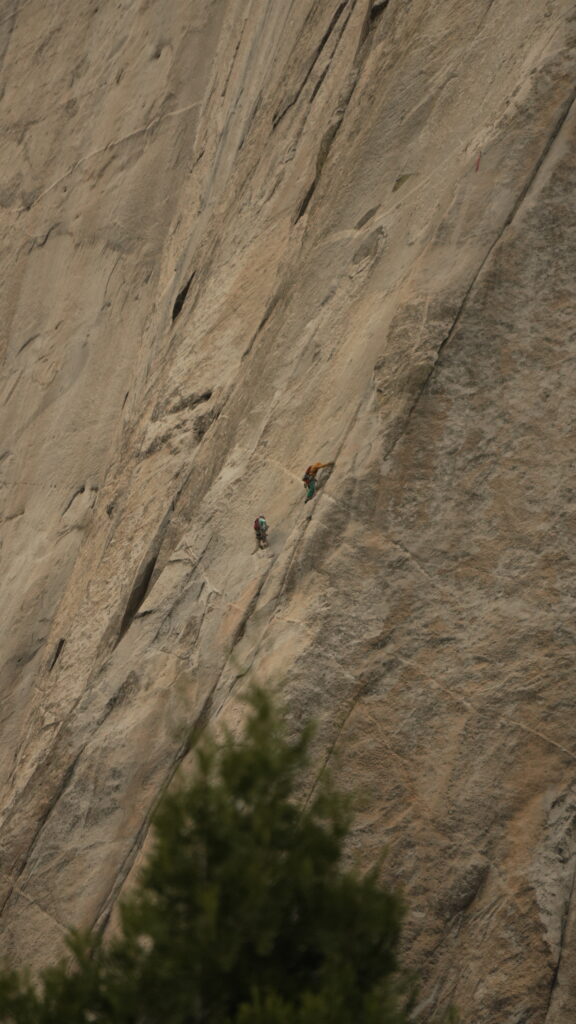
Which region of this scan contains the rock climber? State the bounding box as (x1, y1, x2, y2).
(254, 514, 269, 549)
(302, 461, 334, 503)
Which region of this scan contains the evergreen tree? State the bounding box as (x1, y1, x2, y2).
(0, 689, 409, 1023)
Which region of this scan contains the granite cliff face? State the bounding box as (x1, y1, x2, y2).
(1, 0, 576, 1020)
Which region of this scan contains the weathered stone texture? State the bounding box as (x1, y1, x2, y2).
(1, 1, 575, 1020)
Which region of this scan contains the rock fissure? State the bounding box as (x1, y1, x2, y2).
(61, 485, 86, 516)
(544, 858, 576, 1021)
(13, 101, 203, 213)
(369, 0, 389, 22)
(424, 674, 576, 765)
(386, 536, 441, 585)
(381, 84, 576, 469)
(8, 885, 68, 934)
(47, 637, 65, 672)
(308, 1, 356, 105)
(114, 488, 192, 645)
(28, 222, 60, 251)
(232, 574, 269, 646)
(272, 1, 349, 129)
(294, 39, 365, 225)
(171, 273, 195, 322)
(115, 552, 159, 645)
(0, 0, 30, 30)
(502, 85, 576, 233)
(304, 671, 372, 808)
(92, 803, 160, 939)
(0, 746, 85, 918)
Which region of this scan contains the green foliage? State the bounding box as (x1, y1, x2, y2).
(0, 688, 409, 1023)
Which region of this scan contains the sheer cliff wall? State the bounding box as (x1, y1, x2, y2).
(1, 1, 575, 1021)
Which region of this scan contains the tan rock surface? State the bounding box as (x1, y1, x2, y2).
(1, 0, 576, 1020)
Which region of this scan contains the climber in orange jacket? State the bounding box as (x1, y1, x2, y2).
(302, 461, 334, 503)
